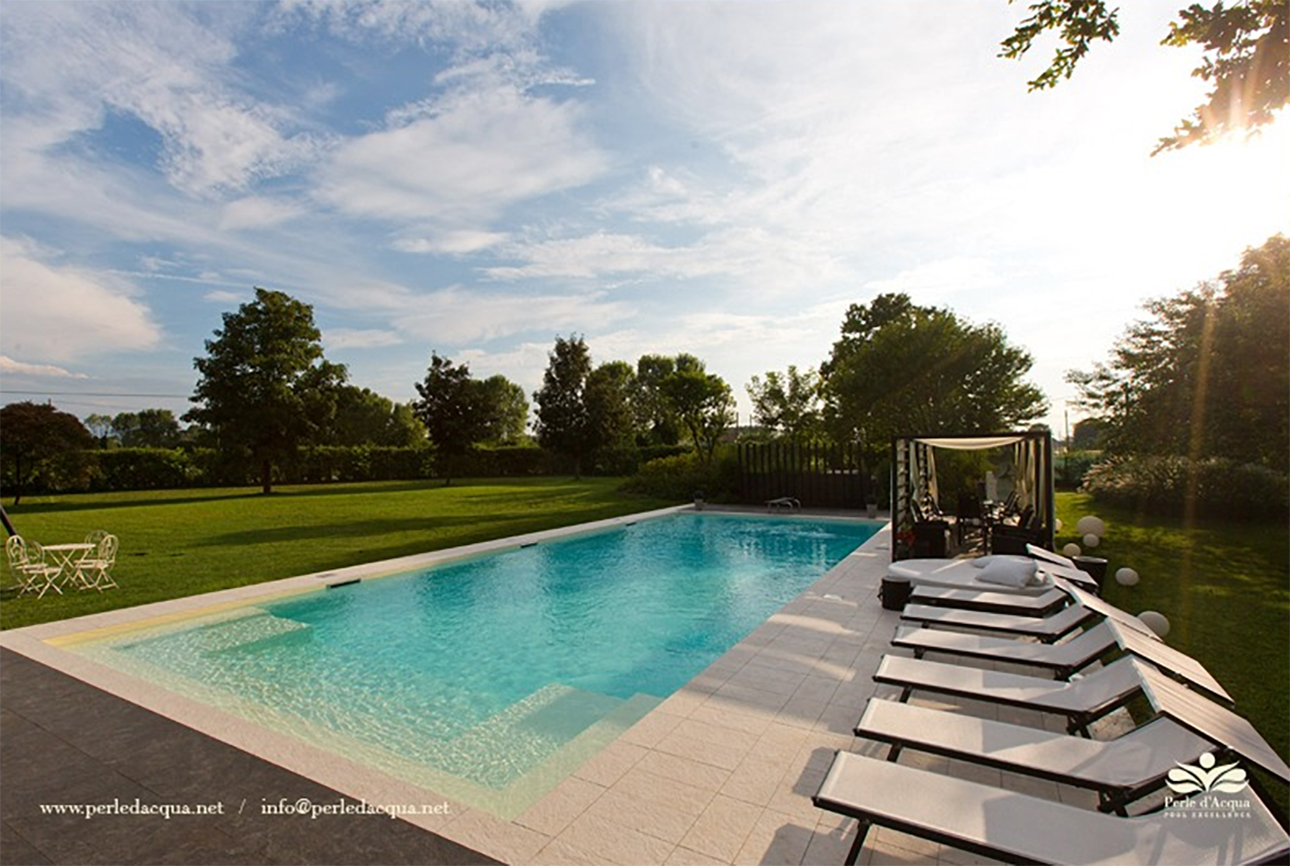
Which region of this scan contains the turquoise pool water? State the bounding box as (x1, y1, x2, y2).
(73, 512, 877, 816)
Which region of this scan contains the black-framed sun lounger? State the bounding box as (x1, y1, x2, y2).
(892, 620, 1118, 678)
(855, 698, 1215, 814)
(873, 654, 1146, 735)
(892, 619, 1236, 701)
(1137, 661, 1290, 784)
(899, 600, 1096, 642)
(907, 584, 1070, 616)
(1056, 578, 1159, 639)
(814, 750, 1290, 866)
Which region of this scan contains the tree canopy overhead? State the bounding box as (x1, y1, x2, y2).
(822, 293, 1047, 455)
(186, 288, 346, 494)
(1000, 0, 1289, 152)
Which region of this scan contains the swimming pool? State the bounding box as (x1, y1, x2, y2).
(70, 511, 878, 817)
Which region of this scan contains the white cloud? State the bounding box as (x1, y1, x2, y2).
(324, 328, 404, 350)
(203, 290, 246, 304)
(316, 86, 607, 224)
(0, 236, 161, 363)
(391, 230, 509, 255)
(219, 196, 306, 231)
(0, 356, 89, 380)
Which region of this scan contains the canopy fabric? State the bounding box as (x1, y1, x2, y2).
(914, 436, 1025, 450)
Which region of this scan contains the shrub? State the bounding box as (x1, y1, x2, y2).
(1056, 450, 1102, 490)
(620, 450, 739, 502)
(92, 448, 197, 491)
(1083, 455, 1289, 520)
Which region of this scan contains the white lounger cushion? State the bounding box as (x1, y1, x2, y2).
(858, 699, 1214, 790)
(815, 751, 1290, 865)
(887, 558, 1054, 595)
(900, 600, 1095, 638)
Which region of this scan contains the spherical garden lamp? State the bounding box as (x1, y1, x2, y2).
(1115, 567, 1140, 586)
(1076, 515, 1105, 537)
(1055, 518, 1064, 532)
(1082, 533, 1100, 548)
(1138, 610, 1170, 638)
(1062, 542, 1081, 558)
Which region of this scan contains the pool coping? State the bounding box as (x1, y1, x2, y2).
(1, 506, 898, 865)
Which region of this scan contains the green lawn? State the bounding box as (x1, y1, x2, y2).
(1, 478, 677, 630)
(1055, 491, 1289, 817)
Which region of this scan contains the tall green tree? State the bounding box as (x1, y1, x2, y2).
(1069, 234, 1289, 471)
(747, 366, 823, 438)
(661, 363, 736, 464)
(1000, 0, 1288, 152)
(0, 402, 95, 504)
(585, 361, 637, 456)
(186, 288, 346, 494)
(476, 375, 530, 445)
(632, 354, 681, 445)
(413, 354, 487, 484)
(822, 293, 1047, 458)
(328, 386, 426, 447)
(533, 335, 593, 476)
(112, 409, 182, 448)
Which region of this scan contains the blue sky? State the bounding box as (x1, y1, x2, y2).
(2, 1, 1287, 436)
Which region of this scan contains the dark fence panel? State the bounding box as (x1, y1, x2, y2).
(736, 441, 870, 509)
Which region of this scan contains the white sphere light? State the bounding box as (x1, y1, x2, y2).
(1062, 543, 1082, 558)
(1115, 567, 1140, 586)
(1083, 533, 1101, 548)
(1139, 610, 1170, 638)
(1076, 515, 1105, 537)
(1054, 518, 1064, 532)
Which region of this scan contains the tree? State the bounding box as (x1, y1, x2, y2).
(533, 335, 593, 476)
(632, 355, 681, 445)
(112, 409, 182, 448)
(328, 386, 426, 447)
(1069, 234, 1289, 471)
(0, 402, 95, 504)
(821, 293, 1047, 458)
(186, 288, 346, 494)
(585, 361, 637, 456)
(476, 375, 530, 445)
(413, 354, 487, 484)
(661, 363, 736, 464)
(747, 366, 823, 438)
(84, 413, 114, 445)
(1000, 0, 1288, 152)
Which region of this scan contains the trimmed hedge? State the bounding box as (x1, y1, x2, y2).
(1082, 455, 1289, 520)
(619, 450, 739, 502)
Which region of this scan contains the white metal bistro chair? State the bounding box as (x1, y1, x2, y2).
(76, 533, 119, 591)
(5, 536, 63, 598)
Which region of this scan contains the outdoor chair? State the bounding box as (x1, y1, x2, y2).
(813, 750, 1290, 866)
(854, 697, 1215, 814)
(83, 529, 109, 546)
(5, 536, 62, 598)
(907, 583, 1071, 616)
(872, 654, 1148, 735)
(899, 598, 1098, 642)
(76, 533, 118, 591)
(892, 617, 1232, 701)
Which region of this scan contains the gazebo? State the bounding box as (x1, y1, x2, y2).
(890, 431, 1054, 561)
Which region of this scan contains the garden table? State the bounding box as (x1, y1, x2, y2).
(42, 543, 95, 590)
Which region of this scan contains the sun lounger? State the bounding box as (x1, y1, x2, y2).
(887, 556, 1056, 596)
(814, 750, 1290, 866)
(873, 654, 1146, 734)
(907, 584, 1070, 616)
(855, 698, 1215, 813)
(892, 620, 1119, 678)
(899, 599, 1097, 641)
(1056, 577, 1160, 638)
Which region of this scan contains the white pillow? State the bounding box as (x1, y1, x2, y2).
(976, 556, 1039, 587)
(972, 554, 1033, 569)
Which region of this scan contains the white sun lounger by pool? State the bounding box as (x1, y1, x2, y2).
(814, 750, 1290, 866)
(892, 618, 1235, 702)
(907, 584, 1070, 616)
(855, 698, 1215, 813)
(899, 598, 1097, 641)
(873, 654, 1147, 734)
(887, 557, 1058, 595)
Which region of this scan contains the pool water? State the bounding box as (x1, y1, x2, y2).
(73, 512, 877, 816)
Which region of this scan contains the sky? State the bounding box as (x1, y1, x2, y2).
(2, 1, 1287, 438)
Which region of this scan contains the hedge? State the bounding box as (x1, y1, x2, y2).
(1082, 455, 1289, 520)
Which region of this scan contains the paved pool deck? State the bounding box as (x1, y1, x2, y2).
(0, 508, 1091, 865)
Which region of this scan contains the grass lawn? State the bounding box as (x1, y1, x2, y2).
(1, 477, 677, 631)
(1055, 491, 1289, 817)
